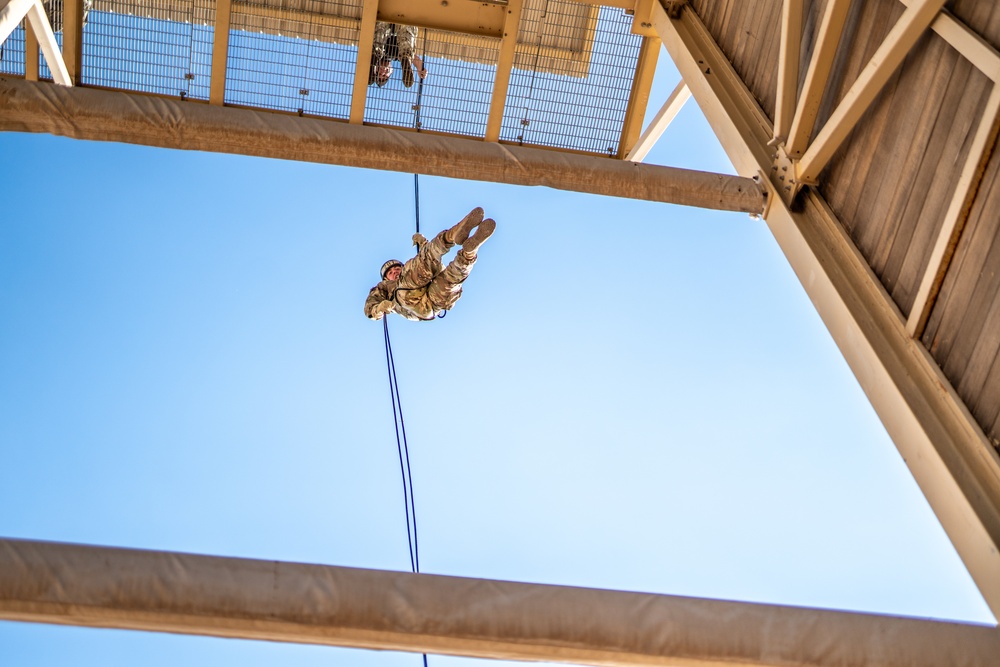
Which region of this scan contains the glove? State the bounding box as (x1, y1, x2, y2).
(412, 233, 427, 247)
(374, 300, 395, 317)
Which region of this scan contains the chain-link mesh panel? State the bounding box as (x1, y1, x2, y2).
(225, 0, 359, 119)
(501, 3, 641, 155)
(1, 24, 27, 77)
(80, 0, 214, 99)
(363, 26, 499, 138)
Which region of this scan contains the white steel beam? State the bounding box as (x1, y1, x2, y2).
(907, 84, 1000, 337)
(796, 0, 948, 184)
(1, 0, 33, 44)
(899, 1, 1000, 82)
(653, 2, 1000, 617)
(1, 0, 73, 85)
(26, 2, 71, 85)
(626, 79, 691, 162)
(3, 538, 1000, 666)
(773, 0, 803, 143)
(784, 0, 851, 157)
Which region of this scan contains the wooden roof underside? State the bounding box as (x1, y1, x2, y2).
(692, 0, 1000, 452)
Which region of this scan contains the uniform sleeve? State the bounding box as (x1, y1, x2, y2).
(364, 283, 389, 319)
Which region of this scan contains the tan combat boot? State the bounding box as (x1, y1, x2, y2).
(445, 207, 485, 245)
(462, 218, 496, 254)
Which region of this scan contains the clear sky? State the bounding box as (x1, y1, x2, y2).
(0, 50, 995, 666)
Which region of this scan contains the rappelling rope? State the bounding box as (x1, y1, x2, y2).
(385, 64, 433, 658)
(413, 30, 427, 233)
(382, 316, 420, 573)
(382, 318, 430, 667)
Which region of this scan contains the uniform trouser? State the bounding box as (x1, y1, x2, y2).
(372, 22, 418, 61)
(398, 231, 476, 313)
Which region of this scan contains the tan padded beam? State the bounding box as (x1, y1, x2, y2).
(654, 3, 1000, 616)
(349, 0, 379, 124)
(0, 76, 764, 212)
(3, 538, 1000, 666)
(485, 0, 524, 143)
(209, 0, 233, 105)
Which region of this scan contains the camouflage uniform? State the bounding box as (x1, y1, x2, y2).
(372, 22, 417, 65)
(364, 231, 477, 321)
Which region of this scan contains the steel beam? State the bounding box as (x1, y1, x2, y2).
(3, 538, 1000, 666)
(797, 0, 948, 184)
(0, 76, 765, 212)
(618, 35, 662, 158)
(62, 0, 82, 84)
(484, 0, 523, 143)
(24, 17, 38, 81)
(626, 79, 690, 162)
(209, 0, 233, 105)
(907, 84, 1000, 337)
(785, 0, 850, 158)
(773, 0, 803, 143)
(898, 1, 1000, 81)
(653, 2, 1000, 617)
(349, 0, 379, 124)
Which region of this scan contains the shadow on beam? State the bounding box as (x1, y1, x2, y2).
(0, 77, 764, 214)
(1, 538, 998, 666)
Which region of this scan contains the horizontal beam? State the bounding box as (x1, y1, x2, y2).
(3, 538, 1000, 666)
(0, 77, 765, 213)
(654, 2, 1000, 617)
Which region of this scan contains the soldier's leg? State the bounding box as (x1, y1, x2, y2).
(444, 207, 484, 245)
(398, 231, 453, 291)
(397, 25, 418, 59)
(428, 218, 495, 311)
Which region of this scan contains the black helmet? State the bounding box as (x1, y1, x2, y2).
(381, 259, 403, 279)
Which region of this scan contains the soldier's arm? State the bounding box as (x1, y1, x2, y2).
(364, 284, 388, 319)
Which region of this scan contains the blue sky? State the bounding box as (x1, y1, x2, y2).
(0, 49, 994, 666)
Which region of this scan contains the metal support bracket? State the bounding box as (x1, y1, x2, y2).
(769, 144, 803, 205)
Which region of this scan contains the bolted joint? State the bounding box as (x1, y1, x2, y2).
(770, 144, 804, 206)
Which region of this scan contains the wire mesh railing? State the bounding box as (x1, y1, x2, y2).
(3, 1, 646, 155)
(225, 0, 359, 119)
(79, 0, 213, 99)
(1, 24, 27, 77)
(501, 3, 643, 155)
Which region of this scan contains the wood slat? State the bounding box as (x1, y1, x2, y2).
(871, 43, 968, 283)
(892, 66, 991, 316)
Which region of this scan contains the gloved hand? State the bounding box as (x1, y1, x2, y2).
(375, 300, 395, 317)
(412, 233, 427, 247)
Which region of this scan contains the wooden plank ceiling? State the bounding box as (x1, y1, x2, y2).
(690, 0, 1000, 450)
